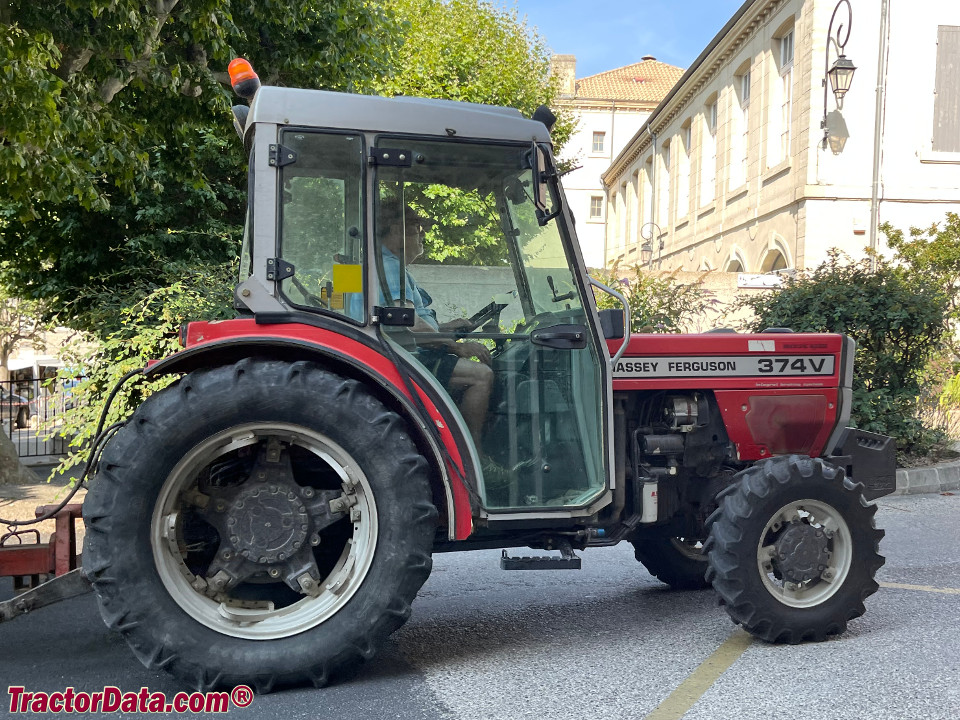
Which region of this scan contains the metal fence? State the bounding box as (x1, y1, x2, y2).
(1, 378, 72, 458)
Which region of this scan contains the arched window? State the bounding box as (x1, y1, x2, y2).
(761, 250, 788, 272)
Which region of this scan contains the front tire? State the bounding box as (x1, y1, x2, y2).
(83, 359, 438, 691)
(705, 455, 884, 643)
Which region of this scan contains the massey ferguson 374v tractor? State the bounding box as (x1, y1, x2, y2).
(76, 60, 895, 692)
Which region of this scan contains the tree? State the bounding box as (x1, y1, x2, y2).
(883, 212, 960, 350)
(0, 1, 400, 330)
(1, 1, 399, 218)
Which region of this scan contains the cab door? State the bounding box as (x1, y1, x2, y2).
(373, 138, 610, 513)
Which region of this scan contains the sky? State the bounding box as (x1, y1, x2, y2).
(512, 0, 747, 78)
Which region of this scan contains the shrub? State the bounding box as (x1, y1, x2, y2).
(53, 263, 236, 477)
(592, 264, 718, 333)
(736, 251, 949, 453)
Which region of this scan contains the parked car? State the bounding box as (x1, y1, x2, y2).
(0, 387, 35, 429)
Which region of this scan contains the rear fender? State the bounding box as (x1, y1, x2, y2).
(146, 320, 475, 540)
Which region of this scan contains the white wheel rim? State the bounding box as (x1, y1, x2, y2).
(151, 423, 378, 640)
(756, 499, 852, 608)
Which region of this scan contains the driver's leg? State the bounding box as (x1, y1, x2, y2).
(447, 358, 493, 445)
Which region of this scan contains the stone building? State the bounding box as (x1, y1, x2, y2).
(602, 0, 960, 274)
(551, 55, 684, 268)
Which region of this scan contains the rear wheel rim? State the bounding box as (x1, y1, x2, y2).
(151, 422, 378, 640)
(756, 498, 852, 608)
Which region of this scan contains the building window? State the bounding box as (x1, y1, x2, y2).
(731, 68, 751, 189)
(643, 157, 654, 229)
(769, 28, 794, 167)
(701, 99, 717, 205)
(933, 26, 960, 152)
(589, 196, 604, 219)
(677, 123, 691, 217)
(592, 131, 606, 153)
(659, 141, 671, 223)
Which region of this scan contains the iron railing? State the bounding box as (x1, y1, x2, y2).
(1, 378, 73, 458)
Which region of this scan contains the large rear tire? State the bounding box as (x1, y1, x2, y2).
(705, 455, 884, 643)
(83, 359, 438, 691)
(632, 536, 710, 590)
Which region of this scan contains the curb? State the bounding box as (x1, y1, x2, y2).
(896, 459, 960, 495)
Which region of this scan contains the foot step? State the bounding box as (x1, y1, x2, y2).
(500, 549, 581, 570)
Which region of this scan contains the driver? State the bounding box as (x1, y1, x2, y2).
(378, 206, 494, 444)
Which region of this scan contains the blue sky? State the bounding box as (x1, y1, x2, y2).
(513, 0, 746, 77)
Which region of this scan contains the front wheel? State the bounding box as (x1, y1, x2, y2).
(83, 359, 438, 691)
(705, 455, 884, 643)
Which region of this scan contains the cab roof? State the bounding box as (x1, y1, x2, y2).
(245, 86, 552, 144)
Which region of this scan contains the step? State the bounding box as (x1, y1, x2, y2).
(500, 549, 581, 570)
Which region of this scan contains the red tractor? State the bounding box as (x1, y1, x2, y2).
(79, 61, 893, 691)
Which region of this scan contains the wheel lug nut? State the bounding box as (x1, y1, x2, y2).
(215, 502, 226, 512)
(268, 568, 280, 578)
(230, 535, 240, 544)
(303, 487, 315, 498)
(221, 550, 233, 560)
(310, 535, 321, 546)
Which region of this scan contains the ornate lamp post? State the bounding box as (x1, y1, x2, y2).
(639, 222, 664, 268)
(822, 0, 857, 150)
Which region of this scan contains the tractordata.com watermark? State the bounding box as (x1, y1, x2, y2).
(7, 685, 254, 714)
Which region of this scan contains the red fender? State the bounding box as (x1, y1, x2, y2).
(146, 318, 475, 540)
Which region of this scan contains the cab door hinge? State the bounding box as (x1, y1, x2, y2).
(266, 258, 295, 282)
(268, 144, 297, 168)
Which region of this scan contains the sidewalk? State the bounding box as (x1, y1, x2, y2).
(896, 459, 960, 495)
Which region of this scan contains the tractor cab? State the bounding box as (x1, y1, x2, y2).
(234, 86, 617, 515)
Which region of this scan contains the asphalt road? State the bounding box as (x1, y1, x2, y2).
(1, 492, 958, 720)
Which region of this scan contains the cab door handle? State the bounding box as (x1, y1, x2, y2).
(530, 324, 588, 350)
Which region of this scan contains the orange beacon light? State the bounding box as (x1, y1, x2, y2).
(228, 58, 260, 100)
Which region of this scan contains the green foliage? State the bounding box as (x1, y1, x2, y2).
(1, 129, 244, 333)
(591, 265, 718, 333)
(377, 0, 566, 137)
(737, 251, 950, 452)
(883, 212, 960, 349)
(1, 0, 399, 220)
(53, 262, 236, 476)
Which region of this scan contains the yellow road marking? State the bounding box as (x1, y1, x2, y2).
(880, 581, 960, 595)
(644, 630, 753, 720)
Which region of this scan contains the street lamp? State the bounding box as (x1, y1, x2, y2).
(640, 222, 664, 268)
(822, 0, 857, 150)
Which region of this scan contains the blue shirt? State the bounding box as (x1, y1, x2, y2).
(347, 247, 438, 329)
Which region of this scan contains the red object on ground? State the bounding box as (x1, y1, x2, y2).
(0, 504, 83, 583)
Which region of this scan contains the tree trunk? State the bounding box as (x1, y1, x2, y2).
(0, 426, 40, 485)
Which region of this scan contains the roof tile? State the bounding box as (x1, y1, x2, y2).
(575, 59, 684, 103)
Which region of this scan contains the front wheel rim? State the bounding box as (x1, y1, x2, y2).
(756, 499, 852, 609)
(150, 423, 378, 640)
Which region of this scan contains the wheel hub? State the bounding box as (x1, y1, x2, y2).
(227, 482, 310, 564)
(774, 520, 830, 584)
